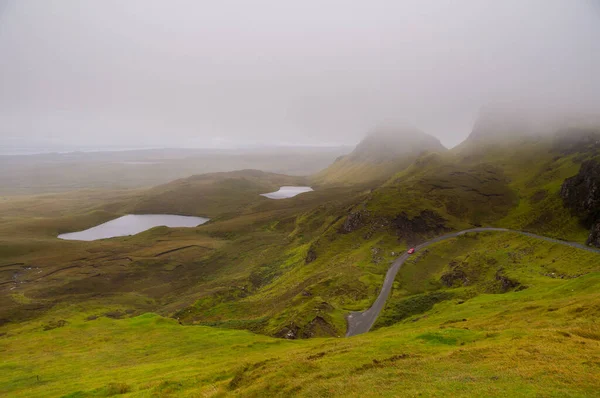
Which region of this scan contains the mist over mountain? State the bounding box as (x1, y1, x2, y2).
(1, 0, 599, 149)
(315, 126, 446, 185)
(349, 126, 446, 162)
(461, 104, 600, 147)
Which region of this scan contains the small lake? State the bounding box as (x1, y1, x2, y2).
(58, 214, 209, 241)
(260, 186, 313, 199)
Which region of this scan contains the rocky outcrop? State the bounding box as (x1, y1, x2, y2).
(560, 160, 600, 222)
(276, 306, 338, 339)
(340, 211, 367, 234)
(301, 315, 337, 338)
(305, 246, 317, 264)
(561, 160, 600, 247)
(339, 208, 449, 243)
(587, 221, 600, 247)
(393, 210, 450, 243)
(494, 270, 520, 293)
(440, 261, 469, 287)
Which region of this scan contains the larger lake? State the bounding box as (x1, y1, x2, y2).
(58, 214, 209, 241)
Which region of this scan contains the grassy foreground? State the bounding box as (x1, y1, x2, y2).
(2, 233, 599, 397)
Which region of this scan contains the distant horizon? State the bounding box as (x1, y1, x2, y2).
(0, 142, 356, 156)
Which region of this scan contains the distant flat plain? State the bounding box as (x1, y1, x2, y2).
(0, 146, 350, 195)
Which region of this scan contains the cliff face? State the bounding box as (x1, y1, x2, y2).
(588, 222, 600, 248)
(560, 160, 600, 247)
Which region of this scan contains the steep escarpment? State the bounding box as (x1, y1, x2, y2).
(561, 160, 600, 247)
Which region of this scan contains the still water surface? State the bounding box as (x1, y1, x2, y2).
(260, 186, 313, 199)
(58, 214, 209, 241)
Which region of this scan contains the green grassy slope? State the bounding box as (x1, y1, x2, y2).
(376, 231, 600, 328)
(2, 232, 599, 397)
(2, 130, 599, 341)
(355, 131, 600, 244)
(3, 126, 600, 397)
(0, 171, 372, 338)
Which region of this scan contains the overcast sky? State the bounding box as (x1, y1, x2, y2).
(0, 0, 599, 149)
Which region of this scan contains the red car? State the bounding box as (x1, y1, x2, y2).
(407, 248, 415, 254)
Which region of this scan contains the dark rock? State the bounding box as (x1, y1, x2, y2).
(495, 270, 520, 292)
(393, 210, 450, 241)
(340, 211, 366, 233)
(561, 160, 600, 246)
(363, 217, 391, 239)
(587, 221, 600, 247)
(561, 160, 600, 225)
(301, 316, 337, 338)
(276, 324, 299, 340)
(440, 268, 469, 287)
(43, 319, 68, 331)
(305, 246, 317, 264)
(104, 311, 125, 319)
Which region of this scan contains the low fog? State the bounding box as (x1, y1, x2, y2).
(0, 0, 599, 149)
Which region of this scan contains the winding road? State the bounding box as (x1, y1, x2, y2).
(346, 227, 600, 337)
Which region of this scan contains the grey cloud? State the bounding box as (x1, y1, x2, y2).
(0, 0, 599, 149)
